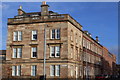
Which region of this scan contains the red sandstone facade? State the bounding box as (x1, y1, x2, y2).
(102, 47, 117, 76)
(2, 2, 117, 80)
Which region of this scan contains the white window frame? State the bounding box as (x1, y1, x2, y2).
(32, 30, 37, 40)
(16, 65, 21, 76)
(13, 48, 17, 58)
(51, 29, 60, 39)
(12, 65, 21, 76)
(50, 65, 55, 76)
(31, 47, 37, 58)
(13, 31, 22, 41)
(31, 65, 37, 76)
(13, 32, 18, 41)
(12, 48, 22, 58)
(51, 29, 55, 39)
(55, 29, 60, 39)
(18, 31, 22, 41)
(12, 66, 16, 76)
(50, 46, 55, 57)
(55, 46, 60, 57)
(50, 46, 60, 57)
(17, 48, 22, 58)
(55, 65, 60, 76)
(76, 67, 78, 78)
(50, 65, 60, 76)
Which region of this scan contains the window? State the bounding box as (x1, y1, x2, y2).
(51, 29, 60, 39)
(12, 48, 22, 58)
(71, 66, 74, 76)
(18, 31, 22, 41)
(51, 29, 55, 39)
(79, 36, 81, 45)
(12, 65, 21, 76)
(79, 48, 81, 61)
(31, 65, 37, 76)
(56, 29, 60, 39)
(83, 52, 86, 61)
(71, 46, 73, 58)
(83, 39, 85, 47)
(50, 65, 60, 76)
(50, 46, 60, 57)
(88, 53, 91, 62)
(32, 30, 37, 40)
(76, 67, 78, 78)
(55, 46, 60, 57)
(50, 46, 55, 57)
(79, 65, 82, 76)
(75, 34, 78, 44)
(70, 30, 73, 41)
(50, 65, 55, 76)
(31, 47, 37, 58)
(76, 48, 78, 60)
(86, 40, 89, 49)
(13, 32, 18, 41)
(17, 48, 22, 58)
(84, 66, 86, 76)
(16, 66, 21, 76)
(13, 31, 22, 41)
(55, 65, 60, 76)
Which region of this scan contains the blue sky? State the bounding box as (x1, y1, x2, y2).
(1, 2, 118, 63)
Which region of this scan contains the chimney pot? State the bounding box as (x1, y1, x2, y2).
(42, 1, 46, 5)
(18, 6, 25, 15)
(19, 5, 22, 9)
(96, 36, 98, 38)
(96, 36, 99, 42)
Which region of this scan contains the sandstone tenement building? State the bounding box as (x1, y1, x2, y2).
(2, 1, 117, 80)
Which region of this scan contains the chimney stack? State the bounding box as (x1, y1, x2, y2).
(96, 36, 99, 42)
(18, 5, 25, 15)
(41, 1, 49, 16)
(84, 30, 88, 34)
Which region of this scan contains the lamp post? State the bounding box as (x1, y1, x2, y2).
(43, 25, 47, 80)
(84, 47, 88, 80)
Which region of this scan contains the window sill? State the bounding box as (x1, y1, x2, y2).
(49, 57, 60, 58)
(50, 39, 61, 40)
(13, 41, 22, 42)
(50, 76, 60, 77)
(31, 40, 37, 41)
(11, 58, 22, 59)
(31, 57, 37, 59)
